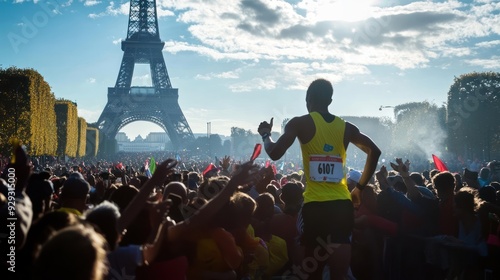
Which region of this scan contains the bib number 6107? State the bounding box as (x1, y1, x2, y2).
(318, 163, 335, 174)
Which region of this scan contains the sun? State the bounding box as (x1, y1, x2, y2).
(314, 0, 376, 22)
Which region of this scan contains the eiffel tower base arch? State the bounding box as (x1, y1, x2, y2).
(98, 88, 194, 155)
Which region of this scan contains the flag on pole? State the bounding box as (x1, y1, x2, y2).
(432, 154, 448, 172)
(250, 143, 262, 161)
(150, 156, 157, 175)
(271, 163, 277, 175)
(279, 161, 285, 171)
(202, 163, 218, 177)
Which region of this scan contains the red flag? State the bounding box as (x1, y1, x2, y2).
(116, 162, 123, 170)
(271, 163, 277, 175)
(250, 143, 262, 161)
(202, 163, 218, 177)
(432, 154, 448, 172)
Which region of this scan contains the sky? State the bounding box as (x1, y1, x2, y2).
(1, 0, 499, 140)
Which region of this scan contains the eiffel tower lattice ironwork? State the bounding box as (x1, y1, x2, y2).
(97, 0, 194, 150)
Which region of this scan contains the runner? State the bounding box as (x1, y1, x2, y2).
(258, 78, 381, 279)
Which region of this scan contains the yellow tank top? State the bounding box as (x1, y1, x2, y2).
(300, 112, 350, 203)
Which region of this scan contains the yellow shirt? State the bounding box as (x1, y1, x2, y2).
(57, 207, 82, 216)
(301, 112, 350, 203)
(187, 228, 243, 279)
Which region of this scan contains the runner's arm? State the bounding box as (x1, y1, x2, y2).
(345, 122, 381, 189)
(262, 117, 299, 161)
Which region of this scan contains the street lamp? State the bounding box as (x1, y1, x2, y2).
(379, 105, 394, 111)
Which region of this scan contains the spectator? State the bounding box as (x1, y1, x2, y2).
(58, 176, 91, 216)
(33, 224, 108, 280)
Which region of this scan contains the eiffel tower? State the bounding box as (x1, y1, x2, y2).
(97, 0, 194, 151)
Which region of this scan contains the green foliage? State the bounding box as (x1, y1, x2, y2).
(77, 117, 87, 157)
(446, 72, 500, 160)
(0, 67, 57, 155)
(230, 127, 260, 160)
(55, 100, 79, 157)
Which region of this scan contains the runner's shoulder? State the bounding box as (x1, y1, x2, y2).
(344, 121, 360, 141)
(287, 114, 311, 126)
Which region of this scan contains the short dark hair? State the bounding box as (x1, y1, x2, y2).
(432, 171, 455, 194)
(34, 224, 108, 280)
(454, 187, 479, 213)
(109, 184, 139, 212)
(307, 79, 333, 104)
(410, 172, 425, 186)
(60, 178, 90, 199)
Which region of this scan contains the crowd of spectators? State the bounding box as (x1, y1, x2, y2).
(1, 146, 500, 279)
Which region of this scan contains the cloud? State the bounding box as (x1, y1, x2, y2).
(216, 71, 239, 79)
(228, 77, 278, 92)
(435, 46, 472, 58)
(88, 0, 174, 18)
(465, 56, 500, 69)
(61, 0, 73, 8)
(86, 77, 96, 83)
(112, 38, 122, 45)
(195, 70, 240, 80)
(194, 74, 211, 81)
(88, 1, 129, 18)
(161, 1, 496, 69)
(363, 80, 384, 86)
(132, 74, 151, 86)
(240, 0, 281, 24)
(83, 0, 101, 7)
(106, 0, 499, 89)
(163, 40, 261, 60)
(475, 40, 500, 48)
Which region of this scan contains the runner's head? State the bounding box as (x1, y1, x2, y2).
(306, 78, 333, 112)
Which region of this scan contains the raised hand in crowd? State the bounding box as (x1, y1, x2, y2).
(375, 165, 390, 191)
(168, 160, 262, 242)
(117, 159, 178, 234)
(219, 155, 231, 176)
(390, 158, 422, 200)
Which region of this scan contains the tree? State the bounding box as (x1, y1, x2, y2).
(230, 127, 259, 160)
(55, 100, 79, 157)
(0, 67, 57, 155)
(446, 72, 500, 161)
(77, 117, 87, 157)
(208, 134, 224, 157)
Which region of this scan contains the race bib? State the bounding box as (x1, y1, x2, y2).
(309, 155, 344, 183)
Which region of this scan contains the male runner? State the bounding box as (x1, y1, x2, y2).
(258, 78, 381, 280)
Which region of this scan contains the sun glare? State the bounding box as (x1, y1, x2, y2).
(314, 0, 375, 22)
